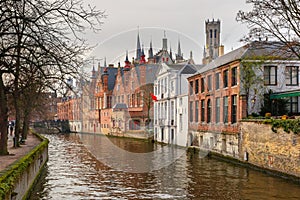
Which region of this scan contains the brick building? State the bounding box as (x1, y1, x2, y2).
(188, 41, 300, 158)
(57, 30, 207, 136)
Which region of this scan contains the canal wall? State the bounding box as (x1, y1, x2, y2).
(189, 121, 300, 180)
(189, 130, 240, 159)
(240, 121, 300, 179)
(0, 132, 49, 200)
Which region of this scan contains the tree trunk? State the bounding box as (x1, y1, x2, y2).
(13, 96, 21, 147)
(22, 111, 30, 140)
(13, 35, 21, 147)
(0, 74, 9, 155)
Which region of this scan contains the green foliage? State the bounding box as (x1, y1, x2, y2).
(260, 90, 289, 116)
(264, 118, 300, 134)
(240, 60, 265, 115)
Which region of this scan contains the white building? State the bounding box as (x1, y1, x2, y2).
(153, 62, 200, 146)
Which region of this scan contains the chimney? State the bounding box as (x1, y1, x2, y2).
(219, 45, 224, 57)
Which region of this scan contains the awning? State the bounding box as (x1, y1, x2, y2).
(270, 91, 300, 99)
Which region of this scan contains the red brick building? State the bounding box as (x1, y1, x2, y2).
(188, 41, 300, 158)
(95, 51, 159, 134)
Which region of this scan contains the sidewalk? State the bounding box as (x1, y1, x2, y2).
(0, 133, 41, 172)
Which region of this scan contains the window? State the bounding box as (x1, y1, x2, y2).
(223, 96, 228, 123)
(223, 69, 228, 88)
(107, 96, 112, 108)
(137, 93, 140, 106)
(127, 95, 130, 106)
(171, 101, 174, 122)
(195, 101, 199, 122)
(132, 94, 135, 107)
(189, 81, 194, 95)
(289, 96, 299, 114)
(179, 114, 183, 131)
(195, 79, 199, 94)
(189, 102, 194, 122)
(207, 99, 211, 123)
(207, 75, 212, 91)
(285, 66, 299, 86)
(201, 77, 205, 93)
(214, 29, 217, 38)
(264, 66, 277, 85)
(171, 81, 174, 91)
(201, 100, 205, 122)
(231, 67, 237, 86)
(215, 97, 220, 123)
(231, 95, 237, 124)
(210, 29, 213, 38)
(215, 72, 220, 90)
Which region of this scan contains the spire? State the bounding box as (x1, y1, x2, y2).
(97, 62, 101, 74)
(170, 43, 173, 61)
(136, 28, 142, 61)
(104, 57, 107, 67)
(124, 50, 131, 70)
(162, 31, 167, 51)
(141, 44, 145, 56)
(175, 38, 183, 62)
(148, 39, 153, 58)
(91, 64, 96, 79)
(140, 44, 146, 64)
(125, 50, 129, 62)
(177, 38, 182, 57)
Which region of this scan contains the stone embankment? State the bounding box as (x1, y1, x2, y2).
(0, 132, 48, 200)
(240, 121, 300, 180)
(189, 120, 300, 182)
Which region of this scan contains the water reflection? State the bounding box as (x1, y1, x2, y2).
(29, 133, 300, 200)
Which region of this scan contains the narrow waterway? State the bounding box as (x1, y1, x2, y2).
(29, 133, 300, 200)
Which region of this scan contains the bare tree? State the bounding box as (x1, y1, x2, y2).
(237, 0, 300, 58)
(240, 60, 264, 116)
(0, 0, 105, 154)
(140, 83, 154, 129)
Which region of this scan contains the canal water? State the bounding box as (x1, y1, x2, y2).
(29, 133, 300, 200)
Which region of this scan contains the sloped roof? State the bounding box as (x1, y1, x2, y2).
(197, 45, 247, 74)
(168, 64, 185, 71)
(113, 103, 128, 110)
(99, 67, 118, 91)
(197, 41, 300, 74)
(180, 64, 200, 74)
(163, 63, 202, 75)
(134, 64, 160, 85)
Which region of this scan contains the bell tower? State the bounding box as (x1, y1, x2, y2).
(203, 19, 221, 64)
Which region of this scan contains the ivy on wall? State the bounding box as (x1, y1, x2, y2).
(264, 118, 300, 134)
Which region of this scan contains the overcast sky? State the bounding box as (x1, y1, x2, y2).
(84, 0, 252, 68)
